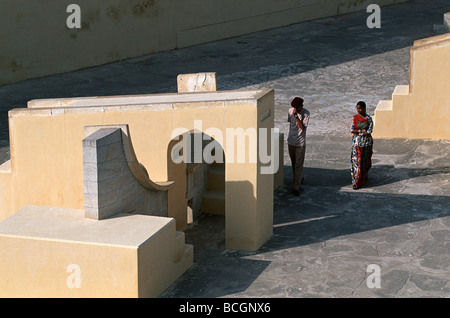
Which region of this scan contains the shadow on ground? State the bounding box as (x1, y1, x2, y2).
(161, 163, 449, 297)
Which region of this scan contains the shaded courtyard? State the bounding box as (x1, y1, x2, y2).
(0, 0, 449, 297)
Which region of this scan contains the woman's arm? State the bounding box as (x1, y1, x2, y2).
(350, 117, 358, 134)
(351, 128, 368, 135)
(351, 117, 372, 136)
(365, 116, 374, 135)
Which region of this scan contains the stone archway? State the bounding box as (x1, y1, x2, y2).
(167, 130, 226, 227)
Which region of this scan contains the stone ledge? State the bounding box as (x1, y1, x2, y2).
(0, 206, 172, 246)
(375, 100, 393, 111)
(26, 89, 271, 109)
(0, 160, 11, 173)
(393, 85, 409, 95)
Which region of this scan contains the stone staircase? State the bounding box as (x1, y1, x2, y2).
(201, 162, 225, 215)
(373, 31, 450, 139)
(373, 85, 410, 138)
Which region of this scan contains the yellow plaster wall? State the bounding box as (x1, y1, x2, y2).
(0, 235, 138, 298)
(0, 0, 408, 85)
(407, 34, 450, 139)
(0, 161, 12, 221)
(256, 92, 276, 249)
(373, 33, 450, 140)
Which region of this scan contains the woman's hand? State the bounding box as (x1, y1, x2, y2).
(352, 129, 368, 136)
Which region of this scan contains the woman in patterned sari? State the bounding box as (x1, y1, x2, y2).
(350, 101, 373, 189)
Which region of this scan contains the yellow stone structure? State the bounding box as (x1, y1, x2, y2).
(0, 73, 281, 297)
(0, 84, 277, 250)
(373, 33, 450, 139)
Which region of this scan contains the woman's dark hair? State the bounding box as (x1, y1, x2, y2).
(356, 101, 366, 109)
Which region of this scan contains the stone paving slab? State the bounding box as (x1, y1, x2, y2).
(0, 0, 449, 298)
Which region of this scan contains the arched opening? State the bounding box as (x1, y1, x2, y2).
(167, 130, 225, 229)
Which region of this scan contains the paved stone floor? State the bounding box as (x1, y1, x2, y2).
(0, 0, 449, 298)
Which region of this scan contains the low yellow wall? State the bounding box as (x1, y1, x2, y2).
(0, 0, 408, 85)
(373, 33, 450, 139)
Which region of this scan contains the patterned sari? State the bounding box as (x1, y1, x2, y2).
(350, 114, 373, 189)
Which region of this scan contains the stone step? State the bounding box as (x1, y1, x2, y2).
(173, 231, 193, 264)
(201, 190, 225, 215)
(391, 85, 409, 113)
(374, 100, 392, 113)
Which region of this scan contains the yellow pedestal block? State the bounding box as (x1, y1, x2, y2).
(0, 205, 193, 298)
